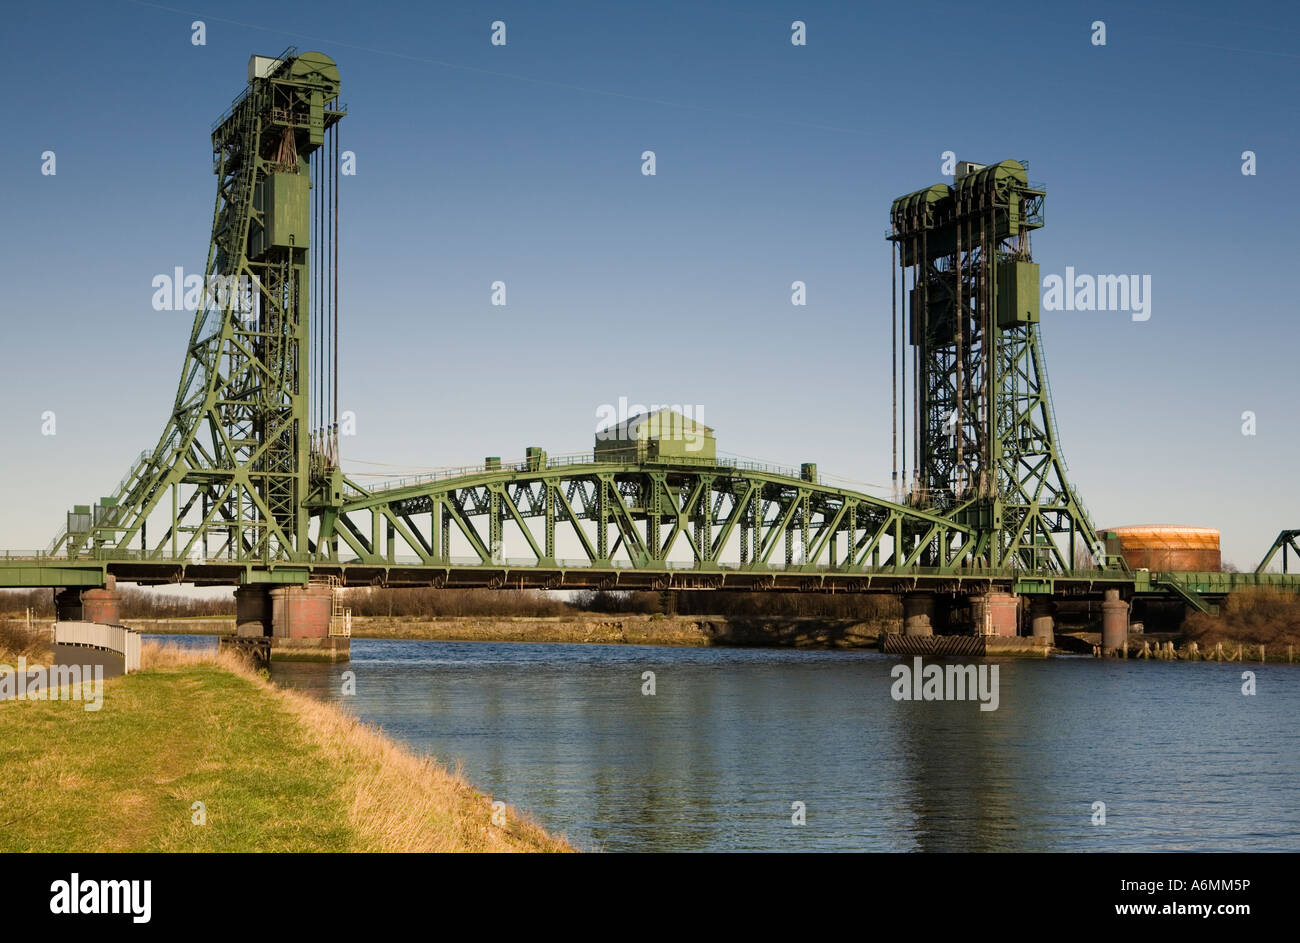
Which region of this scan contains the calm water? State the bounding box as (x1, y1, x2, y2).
(157, 635, 1300, 852)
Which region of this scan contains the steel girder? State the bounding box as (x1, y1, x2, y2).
(1255, 530, 1300, 574)
(320, 461, 979, 576)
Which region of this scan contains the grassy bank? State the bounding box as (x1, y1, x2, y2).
(0, 641, 572, 852)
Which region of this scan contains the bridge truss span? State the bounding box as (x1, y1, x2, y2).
(324, 459, 980, 584)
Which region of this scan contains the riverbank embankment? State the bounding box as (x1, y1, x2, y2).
(0, 637, 572, 852)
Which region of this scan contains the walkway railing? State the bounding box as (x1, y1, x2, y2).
(54, 622, 141, 673)
(342, 451, 805, 498)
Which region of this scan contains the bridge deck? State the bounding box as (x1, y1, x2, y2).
(2, 554, 1297, 601)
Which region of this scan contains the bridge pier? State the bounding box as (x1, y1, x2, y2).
(1029, 596, 1055, 646)
(235, 585, 272, 637)
(902, 592, 936, 637)
(970, 591, 1019, 637)
(1101, 589, 1129, 656)
(54, 575, 120, 625)
(229, 583, 348, 662)
(53, 587, 82, 622)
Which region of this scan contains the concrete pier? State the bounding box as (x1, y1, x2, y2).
(902, 593, 936, 637)
(234, 585, 272, 637)
(1029, 596, 1055, 646)
(228, 583, 348, 662)
(54, 575, 120, 625)
(1101, 588, 1129, 655)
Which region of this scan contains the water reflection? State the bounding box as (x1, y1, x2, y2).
(155, 636, 1300, 852)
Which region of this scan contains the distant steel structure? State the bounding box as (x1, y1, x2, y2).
(3, 55, 1300, 636)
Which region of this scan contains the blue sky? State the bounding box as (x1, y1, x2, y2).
(0, 0, 1296, 568)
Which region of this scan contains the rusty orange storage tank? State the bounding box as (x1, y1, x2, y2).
(1102, 525, 1220, 572)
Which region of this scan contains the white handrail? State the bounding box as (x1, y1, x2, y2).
(53, 622, 141, 673)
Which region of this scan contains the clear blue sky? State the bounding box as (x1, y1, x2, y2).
(0, 0, 1296, 568)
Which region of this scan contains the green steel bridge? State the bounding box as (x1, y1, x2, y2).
(2, 50, 1296, 631)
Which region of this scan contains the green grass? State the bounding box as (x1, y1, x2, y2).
(0, 665, 352, 852)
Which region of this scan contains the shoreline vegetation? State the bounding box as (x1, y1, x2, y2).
(4, 585, 1300, 656)
(0, 631, 573, 853)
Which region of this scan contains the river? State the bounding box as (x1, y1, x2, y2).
(156, 635, 1300, 852)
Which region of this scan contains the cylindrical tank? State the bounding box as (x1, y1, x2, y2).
(1102, 525, 1221, 571)
(270, 584, 332, 638)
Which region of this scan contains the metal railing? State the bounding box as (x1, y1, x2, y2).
(210, 45, 297, 131)
(54, 622, 141, 673)
(343, 451, 805, 498)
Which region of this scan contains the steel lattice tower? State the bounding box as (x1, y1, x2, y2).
(889, 160, 1103, 571)
(51, 49, 345, 564)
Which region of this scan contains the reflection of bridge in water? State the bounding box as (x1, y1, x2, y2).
(3, 50, 1297, 659)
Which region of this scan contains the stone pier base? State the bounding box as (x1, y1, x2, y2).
(880, 634, 1049, 657)
(269, 636, 350, 663)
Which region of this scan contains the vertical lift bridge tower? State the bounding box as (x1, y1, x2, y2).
(889, 159, 1102, 574)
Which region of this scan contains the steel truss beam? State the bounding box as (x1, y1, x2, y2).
(328, 460, 978, 576)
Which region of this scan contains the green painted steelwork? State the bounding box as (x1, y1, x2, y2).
(4, 58, 1298, 610)
(1256, 530, 1300, 574)
(45, 48, 345, 568)
(889, 159, 1103, 573)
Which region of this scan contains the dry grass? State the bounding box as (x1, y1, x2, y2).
(140, 640, 573, 852)
(1184, 587, 1300, 648)
(0, 621, 52, 663)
